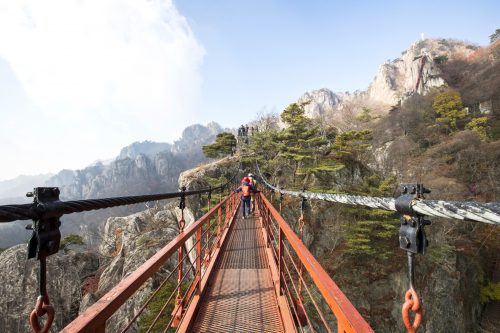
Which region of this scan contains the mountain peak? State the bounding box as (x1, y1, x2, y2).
(298, 38, 479, 121)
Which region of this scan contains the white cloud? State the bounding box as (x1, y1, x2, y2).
(0, 0, 204, 180)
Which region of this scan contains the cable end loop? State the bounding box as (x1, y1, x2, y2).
(402, 287, 423, 333)
(30, 295, 54, 333)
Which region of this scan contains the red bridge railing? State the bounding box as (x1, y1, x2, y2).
(256, 192, 374, 333)
(62, 192, 240, 333)
(62, 190, 373, 332)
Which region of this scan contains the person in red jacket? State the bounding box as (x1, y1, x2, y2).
(234, 178, 255, 219)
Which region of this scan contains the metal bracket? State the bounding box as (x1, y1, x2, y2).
(395, 184, 431, 255)
(300, 189, 307, 215)
(26, 187, 62, 260)
(179, 186, 186, 210)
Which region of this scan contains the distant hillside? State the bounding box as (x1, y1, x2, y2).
(0, 122, 223, 248)
(0, 174, 53, 201)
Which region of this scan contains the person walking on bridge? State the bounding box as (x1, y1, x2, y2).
(248, 173, 258, 213)
(234, 176, 255, 219)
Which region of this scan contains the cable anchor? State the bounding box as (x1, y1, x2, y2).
(27, 188, 61, 333)
(279, 190, 284, 214)
(178, 186, 186, 231)
(395, 184, 430, 333)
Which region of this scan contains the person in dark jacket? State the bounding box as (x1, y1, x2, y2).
(234, 178, 255, 219)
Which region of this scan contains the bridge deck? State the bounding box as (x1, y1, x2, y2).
(190, 213, 284, 333)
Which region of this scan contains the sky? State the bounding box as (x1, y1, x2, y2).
(0, 0, 498, 181)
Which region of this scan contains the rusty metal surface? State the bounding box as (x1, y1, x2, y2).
(218, 215, 267, 269)
(257, 193, 374, 333)
(191, 215, 284, 333)
(61, 194, 236, 333)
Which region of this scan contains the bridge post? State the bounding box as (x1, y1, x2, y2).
(266, 207, 271, 248)
(217, 206, 222, 248)
(196, 227, 202, 294)
(278, 228, 284, 296)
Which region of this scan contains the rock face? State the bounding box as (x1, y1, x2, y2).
(0, 245, 99, 332)
(118, 141, 172, 160)
(366, 39, 474, 106)
(179, 155, 240, 218)
(322, 248, 484, 333)
(297, 88, 341, 118)
(78, 205, 181, 332)
(52, 122, 223, 202)
(298, 39, 477, 121)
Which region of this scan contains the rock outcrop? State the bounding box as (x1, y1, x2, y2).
(298, 38, 477, 122)
(0, 245, 99, 332)
(78, 205, 181, 332)
(118, 141, 172, 160)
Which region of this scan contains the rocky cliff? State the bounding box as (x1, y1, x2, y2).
(298, 38, 477, 122)
(0, 201, 183, 332)
(73, 156, 238, 332)
(78, 204, 182, 332)
(53, 122, 223, 201)
(0, 244, 99, 332)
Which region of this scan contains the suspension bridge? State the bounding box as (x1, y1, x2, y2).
(0, 160, 499, 333)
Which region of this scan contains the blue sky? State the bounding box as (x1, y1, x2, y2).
(0, 0, 498, 180)
(177, 0, 499, 126)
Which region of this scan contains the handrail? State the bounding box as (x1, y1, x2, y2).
(61, 192, 240, 333)
(0, 159, 242, 223)
(255, 161, 500, 225)
(257, 192, 374, 333)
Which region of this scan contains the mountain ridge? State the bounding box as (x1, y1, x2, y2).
(298, 38, 478, 122)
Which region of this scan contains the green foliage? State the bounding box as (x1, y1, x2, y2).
(433, 55, 448, 65)
(204, 175, 229, 188)
(275, 103, 329, 184)
(426, 242, 456, 267)
(247, 103, 374, 190)
(432, 91, 466, 133)
(466, 117, 489, 141)
(138, 281, 184, 332)
(333, 129, 372, 160)
(490, 28, 500, 44)
(60, 234, 85, 249)
(344, 175, 398, 259)
(202, 132, 237, 158)
(249, 129, 280, 160)
(356, 107, 372, 122)
(0, 248, 5, 254)
(480, 282, 500, 304)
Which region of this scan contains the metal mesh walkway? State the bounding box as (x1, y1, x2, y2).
(190, 214, 284, 333)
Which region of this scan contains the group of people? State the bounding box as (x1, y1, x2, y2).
(234, 173, 258, 219)
(237, 125, 259, 137)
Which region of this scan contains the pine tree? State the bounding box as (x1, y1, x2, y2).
(432, 90, 466, 133)
(276, 103, 328, 185)
(202, 132, 237, 158)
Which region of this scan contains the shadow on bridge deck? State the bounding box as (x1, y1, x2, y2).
(190, 213, 284, 333)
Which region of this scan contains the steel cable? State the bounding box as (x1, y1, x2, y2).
(255, 161, 500, 225)
(0, 159, 242, 223)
